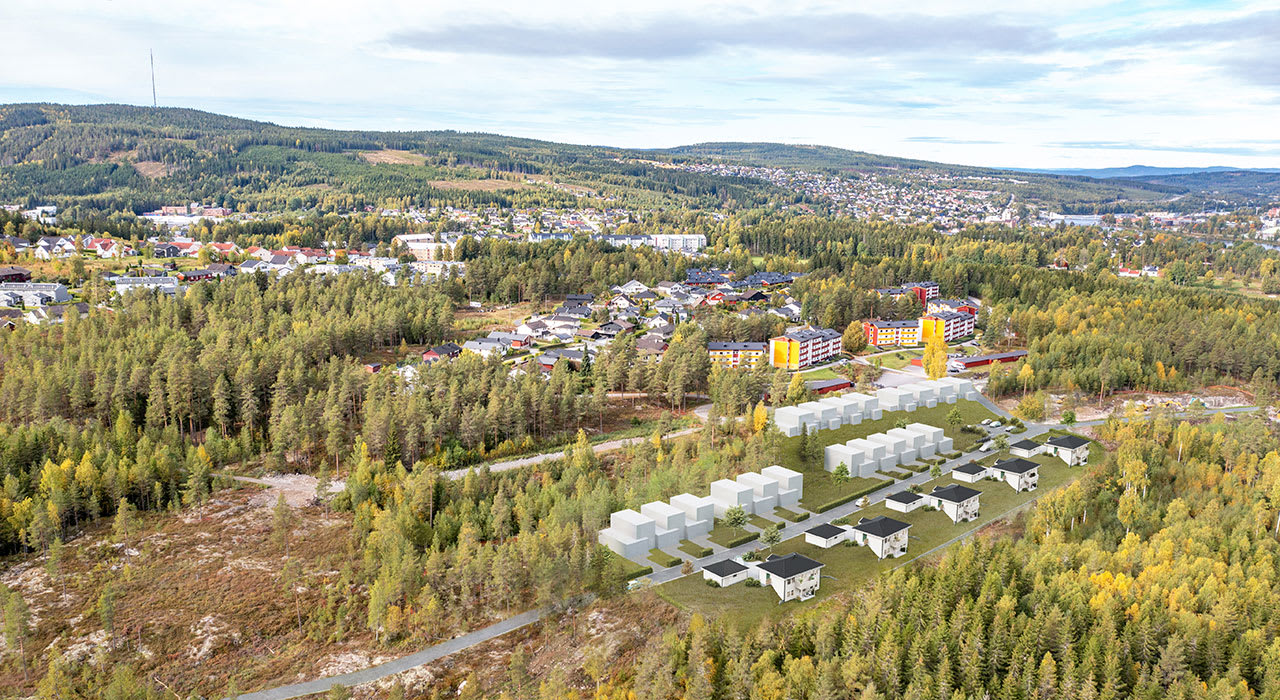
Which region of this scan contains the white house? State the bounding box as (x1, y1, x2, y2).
(736, 473, 780, 512)
(773, 405, 819, 437)
(598, 509, 657, 561)
(952, 462, 989, 484)
(804, 523, 849, 548)
(761, 465, 803, 507)
(753, 553, 824, 602)
(990, 458, 1039, 492)
(885, 491, 924, 513)
(114, 277, 183, 296)
(798, 401, 842, 431)
(0, 282, 71, 306)
(639, 501, 686, 549)
(710, 479, 756, 516)
(1009, 439, 1045, 458)
(866, 433, 909, 468)
(929, 484, 982, 524)
(847, 438, 892, 474)
(669, 493, 715, 538)
(850, 516, 911, 559)
(703, 559, 750, 587)
(1044, 435, 1090, 466)
(885, 428, 923, 463)
(875, 387, 917, 412)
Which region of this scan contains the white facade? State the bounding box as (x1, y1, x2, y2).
(798, 401, 842, 430)
(736, 472, 780, 512)
(761, 465, 803, 507)
(934, 377, 979, 400)
(669, 493, 715, 538)
(773, 405, 819, 437)
(875, 387, 918, 412)
(710, 479, 756, 516)
(598, 509, 657, 560)
(0, 282, 71, 305)
(640, 501, 687, 549)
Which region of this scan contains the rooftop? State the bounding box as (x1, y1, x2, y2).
(756, 552, 824, 578)
(931, 484, 982, 503)
(852, 515, 911, 538)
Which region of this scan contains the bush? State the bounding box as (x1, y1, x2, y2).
(726, 532, 759, 548)
(625, 565, 653, 580)
(744, 578, 763, 588)
(704, 578, 720, 587)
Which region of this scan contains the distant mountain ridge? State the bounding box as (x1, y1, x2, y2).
(1011, 165, 1280, 178)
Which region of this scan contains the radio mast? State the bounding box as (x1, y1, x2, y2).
(150, 50, 157, 108)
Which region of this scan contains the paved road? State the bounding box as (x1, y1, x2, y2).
(230, 400, 1256, 698)
(442, 404, 711, 480)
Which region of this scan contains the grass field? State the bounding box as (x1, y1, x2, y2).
(879, 350, 922, 369)
(782, 400, 999, 510)
(708, 522, 758, 548)
(656, 441, 1095, 629)
(798, 367, 843, 381)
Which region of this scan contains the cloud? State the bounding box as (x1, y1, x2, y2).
(1052, 140, 1280, 158)
(905, 136, 1001, 145)
(387, 12, 1059, 61)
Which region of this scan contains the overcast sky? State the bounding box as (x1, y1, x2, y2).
(2, 0, 1278, 169)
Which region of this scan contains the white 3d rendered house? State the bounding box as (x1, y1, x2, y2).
(598, 509, 657, 560)
(885, 490, 924, 513)
(703, 559, 750, 586)
(990, 458, 1040, 492)
(640, 501, 687, 549)
(736, 472, 780, 512)
(875, 387, 918, 412)
(929, 484, 982, 523)
(866, 433, 909, 468)
(669, 493, 715, 537)
(710, 479, 756, 516)
(752, 553, 824, 602)
(1044, 435, 1091, 466)
(804, 523, 849, 548)
(761, 465, 803, 507)
(773, 405, 819, 437)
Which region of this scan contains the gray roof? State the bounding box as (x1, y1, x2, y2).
(703, 560, 748, 577)
(755, 553, 823, 578)
(1011, 439, 1041, 450)
(954, 462, 987, 476)
(993, 458, 1039, 475)
(1046, 435, 1090, 449)
(806, 523, 846, 539)
(852, 516, 910, 538)
(931, 484, 982, 503)
(886, 491, 923, 504)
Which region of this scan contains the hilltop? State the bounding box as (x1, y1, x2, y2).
(0, 103, 1239, 216)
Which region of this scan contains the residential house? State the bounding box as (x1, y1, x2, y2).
(565, 293, 595, 305)
(929, 484, 981, 523)
(176, 268, 216, 282)
(804, 523, 849, 549)
(862, 319, 922, 347)
(555, 304, 593, 320)
(927, 299, 979, 316)
(850, 516, 911, 559)
(24, 302, 89, 324)
(487, 331, 534, 349)
(615, 280, 651, 295)
(753, 553, 824, 602)
(516, 319, 550, 339)
(1044, 435, 1090, 466)
(462, 338, 507, 357)
(35, 236, 76, 260)
(597, 319, 635, 338)
(538, 348, 586, 370)
(990, 458, 1039, 492)
(920, 311, 976, 343)
(0, 308, 23, 330)
(423, 342, 462, 363)
(608, 294, 638, 311)
(951, 462, 989, 484)
(702, 559, 751, 587)
(1009, 439, 1045, 458)
(115, 277, 183, 296)
(0, 266, 31, 283)
(153, 242, 182, 258)
(885, 490, 924, 513)
(0, 282, 71, 306)
(635, 336, 668, 359)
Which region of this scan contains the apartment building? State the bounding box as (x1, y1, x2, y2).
(708, 341, 767, 370)
(769, 327, 842, 369)
(862, 319, 921, 347)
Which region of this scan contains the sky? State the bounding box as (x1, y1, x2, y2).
(2, 0, 1279, 170)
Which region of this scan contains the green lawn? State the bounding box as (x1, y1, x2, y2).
(679, 540, 712, 559)
(879, 351, 922, 370)
(747, 514, 775, 530)
(783, 400, 1000, 510)
(657, 441, 1092, 629)
(707, 522, 758, 548)
(798, 367, 842, 381)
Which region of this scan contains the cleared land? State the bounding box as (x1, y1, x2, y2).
(657, 443, 1098, 630)
(782, 400, 999, 510)
(360, 149, 426, 165)
(429, 179, 529, 192)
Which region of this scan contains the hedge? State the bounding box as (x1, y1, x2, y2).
(726, 532, 759, 548)
(624, 564, 653, 580)
(679, 540, 713, 558)
(775, 507, 810, 523)
(814, 482, 885, 513)
(648, 549, 681, 568)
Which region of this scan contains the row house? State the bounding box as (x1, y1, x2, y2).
(862, 319, 921, 347)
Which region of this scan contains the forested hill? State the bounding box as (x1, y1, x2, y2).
(0, 102, 1240, 215)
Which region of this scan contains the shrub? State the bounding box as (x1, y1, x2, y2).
(745, 578, 762, 588)
(648, 549, 681, 568)
(814, 482, 885, 513)
(726, 532, 759, 548)
(705, 578, 720, 587)
(680, 542, 713, 558)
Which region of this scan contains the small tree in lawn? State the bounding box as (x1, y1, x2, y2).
(994, 434, 1010, 451)
(832, 464, 849, 484)
(930, 464, 942, 479)
(723, 505, 748, 538)
(761, 524, 782, 553)
(946, 407, 963, 432)
(1062, 409, 1077, 426)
